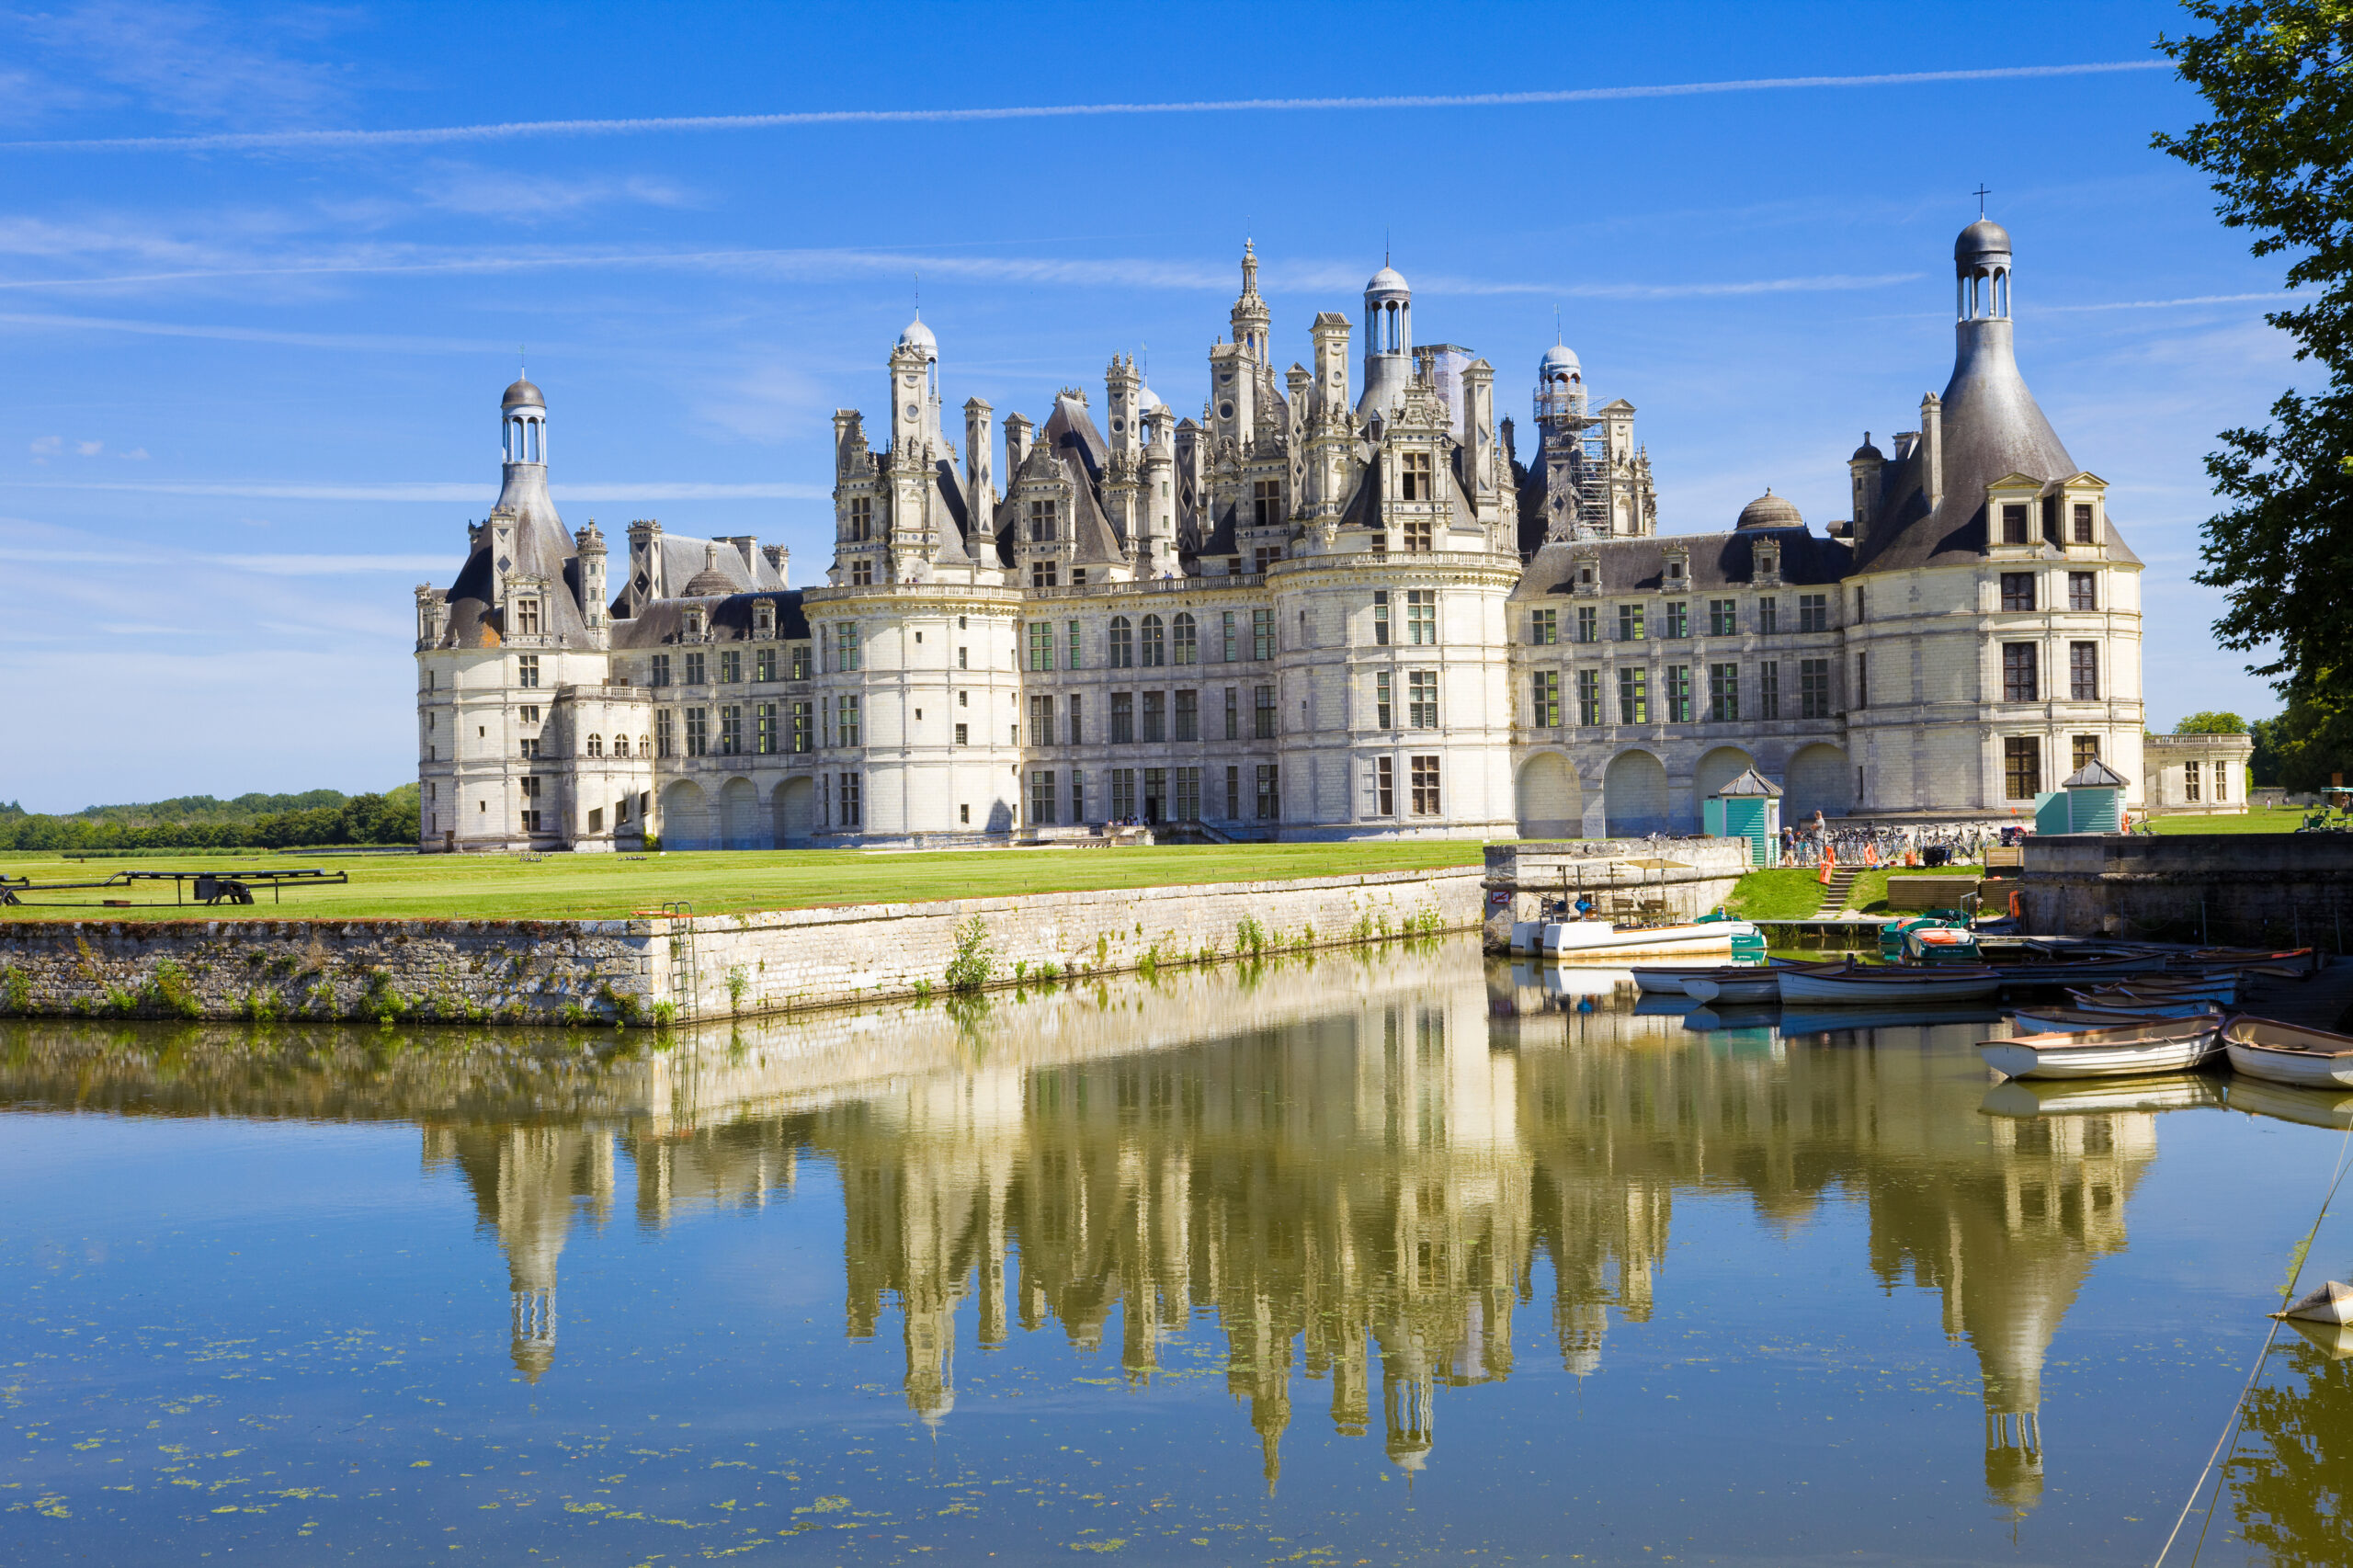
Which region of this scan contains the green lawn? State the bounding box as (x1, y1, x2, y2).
(0, 841, 1487, 923)
(1726, 868, 1829, 920)
(2144, 807, 2308, 834)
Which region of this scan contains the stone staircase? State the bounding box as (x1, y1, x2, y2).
(1815, 862, 1863, 915)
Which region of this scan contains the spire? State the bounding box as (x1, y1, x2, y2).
(1239, 239, 1259, 301)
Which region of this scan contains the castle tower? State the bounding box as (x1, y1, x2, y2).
(1230, 240, 1271, 365)
(574, 523, 607, 635)
(1356, 261, 1414, 426)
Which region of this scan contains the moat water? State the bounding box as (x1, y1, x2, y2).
(3, 937, 2349, 1565)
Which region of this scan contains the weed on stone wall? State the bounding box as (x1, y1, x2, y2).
(145, 960, 202, 1020)
(946, 916, 995, 994)
(1235, 916, 1268, 959)
(726, 964, 750, 1014)
(0, 966, 29, 1017)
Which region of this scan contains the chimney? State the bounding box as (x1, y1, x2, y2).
(1920, 393, 1943, 512)
(1004, 412, 1032, 476)
(763, 544, 790, 586)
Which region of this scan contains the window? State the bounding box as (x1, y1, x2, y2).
(2002, 503, 2030, 544)
(1410, 756, 1441, 816)
(2004, 737, 2041, 800)
(837, 694, 861, 746)
(1373, 756, 1394, 816)
(1373, 591, 1392, 645)
(2003, 643, 2039, 702)
(1030, 559, 1057, 589)
(1407, 590, 1437, 645)
(1759, 661, 1780, 720)
(755, 647, 777, 682)
(2072, 502, 2096, 544)
(1530, 608, 1558, 645)
(1175, 688, 1199, 742)
(720, 650, 741, 684)
(1174, 766, 1201, 823)
(1221, 611, 1238, 662)
(2001, 573, 2035, 612)
(1029, 694, 1054, 746)
(517, 654, 540, 688)
(1111, 692, 1134, 744)
(2073, 734, 2100, 774)
(1618, 604, 1645, 641)
(1224, 687, 1239, 740)
(954, 722, 969, 746)
(1253, 478, 1281, 528)
(586, 733, 603, 757)
(719, 705, 742, 755)
(1370, 529, 1388, 560)
(1225, 765, 1240, 819)
(1028, 497, 1056, 544)
(684, 652, 707, 687)
(1576, 668, 1601, 725)
(1758, 597, 1779, 634)
(1108, 617, 1133, 667)
(513, 597, 540, 637)
(1708, 599, 1736, 636)
(1071, 769, 1086, 823)
(1375, 670, 1392, 729)
(1111, 768, 1136, 819)
(1617, 666, 1648, 724)
(1255, 545, 1283, 574)
(847, 495, 872, 541)
(587, 807, 602, 834)
(1173, 612, 1197, 665)
(1255, 686, 1277, 739)
(839, 773, 862, 828)
(519, 736, 540, 760)
(1664, 665, 1692, 722)
(1142, 767, 1165, 821)
(2184, 762, 2202, 802)
(851, 559, 873, 585)
(1029, 770, 1056, 825)
(1799, 658, 1830, 720)
(1141, 614, 1165, 666)
(835, 623, 860, 671)
(1072, 570, 1087, 586)
(1664, 601, 1688, 639)
(1576, 605, 1598, 644)
(1064, 619, 1081, 670)
(1143, 690, 1165, 742)
(1068, 695, 1084, 746)
(1400, 450, 1433, 501)
(1253, 608, 1275, 660)
(1853, 652, 1868, 709)
(1709, 663, 1739, 722)
(2070, 642, 2098, 700)
(2215, 760, 2230, 801)
(1798, 594, 1827, 632)
(1403, 516, 1433, 552)
(1530, 670, 1562, 727)
(2069, 571, 2096, 610)
(1027, 622, 1052, 671)
(1854, 585, 1867, 622)
(791, 700, 813, 754)
(1409, 670, 1438, 729)
(791, 645, 812, 680)
(650, 653, 672, 687)
(686, 707, 709, 756)
(1256, 764, 1280, 819)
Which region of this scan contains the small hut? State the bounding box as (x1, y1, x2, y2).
(2038, 758, 2130, 834)
(1704, 768, 1783, 866)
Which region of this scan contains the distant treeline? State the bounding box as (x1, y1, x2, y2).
(0, 786, 419, 852)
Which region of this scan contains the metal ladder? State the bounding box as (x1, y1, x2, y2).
(659, 901, 699, 1019)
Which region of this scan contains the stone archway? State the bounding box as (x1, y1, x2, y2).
(1694, 745, 1756, 804)
(775, 777, 815, 846)
(1603, 749, 1670, 837)
(718, 777, 763, 849)
(658, 779, 714, 851)
(1515, 753, 1582, 839)
(1784, 744, 1855, 823)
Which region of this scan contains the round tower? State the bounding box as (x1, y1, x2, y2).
(1356, 261, 1414, 424)
(502, 375, 546, 465)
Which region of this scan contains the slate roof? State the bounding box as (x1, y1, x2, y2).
(440, 462, 597, 650)
(1509, 527, 1852, 601)
(609, 589, 810, 649)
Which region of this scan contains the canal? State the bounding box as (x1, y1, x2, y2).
(2, 936, 2347, 1564)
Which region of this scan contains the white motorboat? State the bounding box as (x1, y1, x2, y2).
(1508, 921, 1548, 955)
(1540, 918, 1755, 960)
(2221, 1015, 2353, 1090)
(1979, 1015, 2224, 1081)
(1777, 961, 2003, 1006)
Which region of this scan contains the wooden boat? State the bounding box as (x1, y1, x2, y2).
(2059, 991, 2228, 1019)
(1778, 960, 2002, 1006)
(1542, 918, 1756, 959)
(1978, 1015, 2224, 1081)
(2177, 946, 2319, 977)
(1988, 953, 2176, 987)
(2223, 1074, 2353, 1131)
(2071, 975, 2240, 1007)
(1629, 964, 1734, 996)
(1679, 965, 1801, 1005)
(2278, 1279, 2353, 1326)
(2013, 1003, 2218, 1033)
(1980, 1074, 2226, 1119)
(2221, 1015, 2353, 1089)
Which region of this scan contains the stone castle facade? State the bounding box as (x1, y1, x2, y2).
(415, 218, 2143, 849)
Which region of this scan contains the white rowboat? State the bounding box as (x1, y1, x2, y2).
(1978, 1015, 2224, 1081)
(1777, 962, 2002, 1006)
(1540, 919, 1755, 960)
(2012, 1004, 2219, 1033)
(2221, 1015, 2353, 1090)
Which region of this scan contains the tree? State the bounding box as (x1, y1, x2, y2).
(2174, 710, 2253, 733)
(2154, 4, 2353, 701)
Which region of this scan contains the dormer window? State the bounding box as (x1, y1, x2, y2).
(685, 608, 707, 640)
(513, 597, 540, 637)
(1756, 545, 1779, 579)
(1028, 498, 1056, 544)
(2001, 504, 2030, 545)
(2072, 502, 2096, 544)
(754, 601, 776, 639)
(1579, 565, 1595, 585)
(1400, 451, 1433, 501)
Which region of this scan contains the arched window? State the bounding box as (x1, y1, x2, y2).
(1172, 611, 1197, 665)
(1141, 614, 1165, 666)
(1108, 616, 1133, 668)
(586, 733, 603, 757)
(637, 735, 650, 757)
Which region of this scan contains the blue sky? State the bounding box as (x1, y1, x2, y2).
(0, 1, 2296, 812)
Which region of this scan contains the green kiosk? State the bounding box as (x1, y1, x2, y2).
(2034, 758, 2129, 835)
(1703, 768, 1783, 867)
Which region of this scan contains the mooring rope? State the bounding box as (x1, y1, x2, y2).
(2151, 1119, 2353, 1567)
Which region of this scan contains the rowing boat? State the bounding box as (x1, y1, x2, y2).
(1542, 919, 1756, 959)
(1777, 960, 2003, 1006)
(2279, 1279, 2353, 1326)
(1678, 965, 1802, 1005)
(2221, 1015, 2353, 1090)
(2057, 990, 2228, 1019)
(1978, 1015, 2224, 1081)
(2013, 1003, 2219, 1033)
(2070, 975, 2241, 1007)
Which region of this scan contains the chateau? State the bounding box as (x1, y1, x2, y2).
(414, 217, 2143, 849)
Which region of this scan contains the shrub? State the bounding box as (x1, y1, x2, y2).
(726, 964, 750, 1014)
(559, 1001, 589, 1028)
(0, 965, 29, 1017)
(1235, 916, 1268, 958)
(651, 999, 677, 1028)
(945, 916, 995, 994)
(144, 960, 202, 1019)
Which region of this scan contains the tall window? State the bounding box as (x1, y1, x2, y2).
(1408, 670, 1438, 729)
(1223, 687, 1238, 741)
(839, 773, 862, 828)
(2004, 737, 2040, 800)
(790, 700, 813, 754)
(1576, 668, 1602, 726)
(1253, 608, 1275, 660)
(1253, 478, 1281, 527)
(517, 654, 540, 688)
(1028, 497, 1056, 543)
(847, 495, 871, 541)
(2001, 573, 2035, 611)
(1111, 769, 1136, 819)
(1141, 614, 1165, 666)
(1400, 450, 1432, 501)
(1373, 591, 1391, 645)
(1029, 694, 1054, 746)
(1067, 694, 1084, 746)
(1854, 652, 1868, 709)
(1798, 594, 1827, 632)
(1758, 661, 1780, 720)
(2072, 502, 2096, 543)
(513, 597, 540, 637)
(2003, 643, 2039, 702)
(1071, 769, 1086, 823)
(1799, 658, 1830, 719)
(684, 652, 707, 686)
(1174, 688, 1199, 741)
(655, 709, 675, 757)
(1142, 691, 1165, 743)
(2185, 762, 2202, 802)
(1111, 692, 1134, 744)
(1174, 767, 1201, 823)
(1404, 516, 1433, 552)
(1109, 617, 1133, 667)
(2069, 642, 2098, 699)
(1406, 590, 1437, 645)
(1256, 764, 1280, 819)
(1255, 686, 1277, 739)
(717, 649, 740, 684)
(1225, 765, 1240, 820)
(1854, 585, 1868, 622)
(1222, 611, 1238, 662)
(686, 708, 709, 756)
(2002, 503, 2030, 544)
(650, 653, 672, 687)
(1709, 663, 1739, 722)
(1173, 612, 1197, 665)
(1709, 599, 1736, 636)
(1758, 597, 1779, 634)
(791, 645, 812, 680)
(1664, 665, 1692, 722)
(835, 623, 860, 671)
(852, 559, 874, 585)
(2215, 760, 2230, 801)
(1663, 601, 1688, 639)
(2073, 734, 2099, 774)
(1617, 667, 1648, 724)
(1618, 604, 1645, 641)
(1531, 670, 1562, 728)
(1067, 619, 1082, 670)
(1530, 608, 1558, 645)
(1409, 756, 1441, 816)
(1576, 606, 1598, 644)
(1030, 769, 1057, 825)
(1375, 671, 1392, 729)
(2069, 571, 2096, 610)
(1372, 756, 1394, 816)
(836, 694, 861, 746)
(1029, 622, 1054, 671)
(719, 705, 742, 755)
(756, 647, 777, 682)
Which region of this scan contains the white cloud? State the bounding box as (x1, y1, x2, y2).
(74, 438, 101, 456)
(5, 2, 347, 133)
(28, 435, 61, 459)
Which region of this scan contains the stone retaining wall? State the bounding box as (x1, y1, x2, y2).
(0, 867, 1480, 1025)
(2017, 834, 2353, 945)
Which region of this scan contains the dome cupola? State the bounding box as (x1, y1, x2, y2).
(1736, 488, 1803, 530)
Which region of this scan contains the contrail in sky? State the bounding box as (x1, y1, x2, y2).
(0, 62, 2168, 154)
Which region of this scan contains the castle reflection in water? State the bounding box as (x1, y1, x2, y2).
(1, 940, 2157, 1517)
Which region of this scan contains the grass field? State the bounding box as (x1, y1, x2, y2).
(2144, 807, 2307, 834)
(0, 841, 1487, 923)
